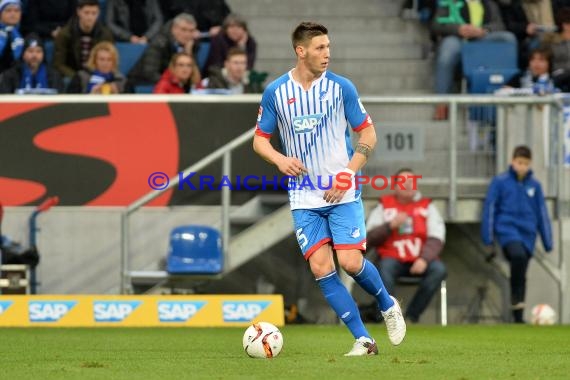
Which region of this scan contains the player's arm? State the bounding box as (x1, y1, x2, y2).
(253, 134, 307, 177)
(347, 124, 376, 173)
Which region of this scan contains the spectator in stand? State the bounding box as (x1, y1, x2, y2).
(21, 0, 76, 40)
(153, 52, 193, 94)
(53, 0, 113, 78)
(0, 33, 64, 93)
(206, 13, 256, 71)
(550, 8, 570, 91)
(67, 41, 128, 94)
(366, 168, 447, 324)
(199, 47, 260, 93)
(503, 46, 557, 93)
(431, 0, 516, 120)
(0, 0, 24, 74)
(127, 13, 201, 87)
(105, 0, 163, 44)
(160, 0, 230, 36)
(496, 0, 556, 69)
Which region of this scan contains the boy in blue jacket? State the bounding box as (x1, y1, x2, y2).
(481, 145, 553, 323)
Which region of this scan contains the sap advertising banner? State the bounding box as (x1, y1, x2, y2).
(0, 295, 284, 327)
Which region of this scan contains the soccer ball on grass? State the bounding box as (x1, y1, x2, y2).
(531, 304, 557, 325)
(242, 322, 283, 358)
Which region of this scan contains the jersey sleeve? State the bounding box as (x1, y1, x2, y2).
(341, 79, 372, 132)
(255, 88, 278, 138)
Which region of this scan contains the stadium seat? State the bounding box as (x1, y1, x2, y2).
(461, 41, 519, 126)
(116, 42, 147, 76)
(98, 0, 107, 22)
(196, 41, 211, 72)
(396, 276, 447, 326)
(166, 225, 224, 275)
(44, 40, 54, 65)
(134, 85, 154, 94)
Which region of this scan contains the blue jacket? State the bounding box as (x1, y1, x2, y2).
(481, 166, 553, 254)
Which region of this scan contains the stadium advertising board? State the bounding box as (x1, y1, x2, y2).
(0, 295, 284, 327)
(0, 98, 278, 206)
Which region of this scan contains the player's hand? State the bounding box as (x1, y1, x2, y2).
(276, 156, 307, 177)
(323, 176, 347, 203)
(410, 257, 427, 275)
(389, 212, 408, 229)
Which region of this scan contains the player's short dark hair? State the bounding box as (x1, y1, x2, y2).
(291, 22, 328, 49)
(77, 0, 99, 8)
(513, 145, 532, 160)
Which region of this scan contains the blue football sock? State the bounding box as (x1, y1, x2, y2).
(317, 271, 370, 339)
(352, 259, 394, 312)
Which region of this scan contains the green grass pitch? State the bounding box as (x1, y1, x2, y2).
(2, 325, 569, 379)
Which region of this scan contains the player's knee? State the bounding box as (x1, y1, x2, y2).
(310, 261, 335, 278)
(337, 255, 362, 275)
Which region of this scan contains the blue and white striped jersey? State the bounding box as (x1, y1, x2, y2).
(256, 70, 373, 210)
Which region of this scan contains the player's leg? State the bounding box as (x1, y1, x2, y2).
(330, 200, 406, 345)
(293, 207, 375, 355)
(503, 241, 531, 323)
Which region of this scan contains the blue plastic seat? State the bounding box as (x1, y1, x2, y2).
(461, 41, 519, 124)
(196, 41, 211, 72)
(166, 225, 223, 274)
(43, 40, 54, 65)
(116, 42, 147, 76)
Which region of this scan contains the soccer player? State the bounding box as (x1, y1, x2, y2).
(253, 21, 406, 356)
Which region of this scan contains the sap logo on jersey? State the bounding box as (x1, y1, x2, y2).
(222, 301, 270, 322)
(158, 301, 206, 322)
(292, 113, 325, 134)
(29, 301, 77, 322)
(93, 301, 141, 322)
(0, 301, 13, 315)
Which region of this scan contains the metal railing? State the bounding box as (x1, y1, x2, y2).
(119, 95, 568, 306)
(120, 127, 255, 293)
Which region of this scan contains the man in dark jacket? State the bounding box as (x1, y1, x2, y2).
(0, 33, 64, 93)
(200, 47, 259, 93)
(127, 13, 201, 87)
(106, 0, 163, 43)
(53, 0, 114, 78)
(481, 145, 553, 323)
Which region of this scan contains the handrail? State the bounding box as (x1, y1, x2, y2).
(117, 94, 569, 324)
(120, 127, 256, 293)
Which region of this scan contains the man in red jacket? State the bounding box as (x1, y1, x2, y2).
(367, 168, 447, 323)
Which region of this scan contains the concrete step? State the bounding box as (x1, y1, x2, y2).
(249, 16, 425, 34)
(255, 58, 433, 76)
(254, 30, 427, 46)
(257, 44, 425, 60)
(228, 0, 400, 17)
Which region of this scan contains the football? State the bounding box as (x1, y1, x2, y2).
(242, 322, 283, 358)
(531, 304, 557, 325)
